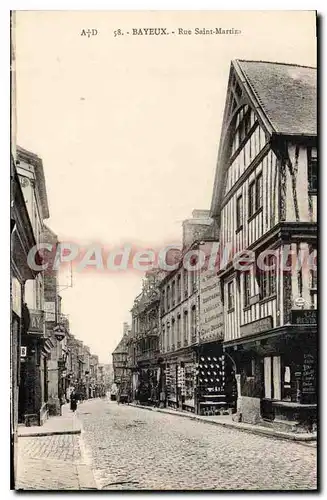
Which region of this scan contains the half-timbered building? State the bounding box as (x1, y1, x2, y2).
(210, 60, 317, 431)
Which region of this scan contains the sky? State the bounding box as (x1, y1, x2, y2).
(14, 10, 316, 363)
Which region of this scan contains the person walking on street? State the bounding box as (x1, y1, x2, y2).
(70, 389, 78, 413)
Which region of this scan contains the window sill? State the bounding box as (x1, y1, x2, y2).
(248, 206, 263, 223)
(308, 190, 317, 196)
(236, 225, 243, 234)
(227, 307, 235, 314)
(243, 304, 251, 311)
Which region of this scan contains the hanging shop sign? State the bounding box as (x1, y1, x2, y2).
(291, 309, 317, 325)
(293, 297, 307, 308)
(240, 316, 273, 338)
(199, 269, 223, 342)
(20, 346, 27, 358)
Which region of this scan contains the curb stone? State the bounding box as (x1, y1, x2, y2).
(18, 429, 81, 438)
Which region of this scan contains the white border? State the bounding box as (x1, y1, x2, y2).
(1, 2, 323, 498)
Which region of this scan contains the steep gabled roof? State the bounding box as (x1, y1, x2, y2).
(112, 334, 129, 355)
(234, 59, 317, 136)
(210, 58, 317, 219)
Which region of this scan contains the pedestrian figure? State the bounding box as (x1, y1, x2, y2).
(70, 390, 78, 413)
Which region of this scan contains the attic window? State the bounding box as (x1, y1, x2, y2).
(235, 83, 242, 99)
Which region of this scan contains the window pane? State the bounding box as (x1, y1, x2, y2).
(256, 173, 263, 209)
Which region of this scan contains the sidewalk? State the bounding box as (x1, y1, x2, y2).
(129, 403, 317, 443)
(16, 404, 97, 490)
(18, 404, 81, 437)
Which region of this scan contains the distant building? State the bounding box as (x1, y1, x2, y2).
(112, 323, 132, 387)
(129, 271, 163, 405)
(159, 211, 235, 415)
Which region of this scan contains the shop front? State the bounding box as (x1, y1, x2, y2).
(224, 317, 317, 432)
(136, 362, 161, 406)
(196, 342, 237, 416)
(164, 347, 197, 412)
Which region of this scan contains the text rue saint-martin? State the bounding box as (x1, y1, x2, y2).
(113, 27, 241, 37)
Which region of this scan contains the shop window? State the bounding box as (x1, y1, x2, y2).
(308, 147, 317, 192)
(282, 365, 292, 401)
(244, 358, 255, 378)
(264, 356, 281, 400)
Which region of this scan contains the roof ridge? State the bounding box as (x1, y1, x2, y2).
(235, 58, 317, 70)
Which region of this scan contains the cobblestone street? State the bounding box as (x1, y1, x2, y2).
(78, 398, 317, 491)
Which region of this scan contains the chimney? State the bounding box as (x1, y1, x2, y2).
(123, 322, 129, 336)
(182, 209, 214, 248)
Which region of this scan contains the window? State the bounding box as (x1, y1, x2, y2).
(259, 255, 277, 299)
(244, 271, 251, 307)
(227, 281, 234, 311)
(310, 268, 317, 289)
(171, 318, 175, 349)
(248, 173, 263, 218)
(177, 315, 181, 346)
(244, 357, 255, 378)
(183, 310, 188, 344)
(248, 181, 256, 217)
(166, 286, 170, 310)
(236, 195, 243, 230)
(184, 270, 189, 297)
(177, 274, 181, 303)
(308, 147, 317, 191)
(256, 173, 263, 210)
(172, 281, 176, 307)
(191, 306, 196, 341)
(161, 290, 165, 313)
(237, 109, 251, 146)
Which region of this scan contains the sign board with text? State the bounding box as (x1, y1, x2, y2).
(240, 316, 273, 338)
(199, 269, 224, 343)
(45, 301, 56, 322)
(291, 309, 317, 326)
